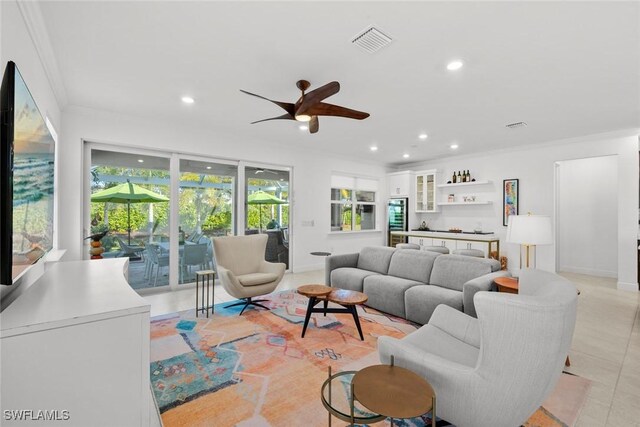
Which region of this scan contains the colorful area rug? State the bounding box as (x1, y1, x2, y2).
(150, 290, 589, 427)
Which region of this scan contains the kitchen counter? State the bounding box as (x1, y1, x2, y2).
(390, 230, 500, 257)
(391, 230, 498, 241)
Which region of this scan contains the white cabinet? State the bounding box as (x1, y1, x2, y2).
(415, 170, 437, 213)
(409, 236, 430, 247)
(0, 259, 151, 427)
(387, 171, 412, 197)
(431, 238, 450, 249)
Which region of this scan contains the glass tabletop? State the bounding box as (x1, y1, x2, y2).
(320, 370, 384, 422)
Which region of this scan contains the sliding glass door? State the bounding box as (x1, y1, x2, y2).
(178, 159, 237, 285)
(86, 144, 292, 291)
(89, 149, 171, 290)
(245, 166, 290, 269)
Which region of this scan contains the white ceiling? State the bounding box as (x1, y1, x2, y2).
(39, 1, 640, 165)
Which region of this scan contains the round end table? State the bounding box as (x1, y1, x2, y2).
(494, 276, 519, 294)
(353, 363, 435, 426)
(320, 368, 385, 426)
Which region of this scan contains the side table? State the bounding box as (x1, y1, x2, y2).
(320, 366, 385, 427)
(494, 276, 519, 294)
(352, 356, 436, 427)
(195, 270, 215, 317)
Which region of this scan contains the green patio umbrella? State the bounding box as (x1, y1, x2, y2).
(91, 181, 169, 244)
(247, 190, 287, 231)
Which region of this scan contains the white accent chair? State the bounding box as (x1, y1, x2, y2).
(212, 234, 285, 315)
(378, 269, 578, 427)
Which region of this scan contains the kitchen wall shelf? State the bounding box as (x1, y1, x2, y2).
(437, 201, 493, 206)
(436, 180, 492, 188)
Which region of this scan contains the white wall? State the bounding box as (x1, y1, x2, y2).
(0, 0, 63, 302)
(557, 156, 618, 278)
(59, 106, 389, 272)
(0, 1, 61, 129)
(398, 132, 639, 290)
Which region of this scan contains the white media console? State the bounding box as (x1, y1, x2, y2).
(0, 258, 151, 426)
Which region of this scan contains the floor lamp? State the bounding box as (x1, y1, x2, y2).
(506, 214, 553, 271)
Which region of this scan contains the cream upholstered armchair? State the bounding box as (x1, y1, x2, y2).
(378, 269, 578, 427)
(212, 234, 285, 315)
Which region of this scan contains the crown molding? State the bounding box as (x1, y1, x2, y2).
(16, 0, 69, 108)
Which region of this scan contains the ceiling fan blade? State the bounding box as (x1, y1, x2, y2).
(240, 90, 295, 116)
(303, 102, 370, 120)
(297, 81, 340, 115)
(309, 116, 319, 134)
(250, 113, 295, 124)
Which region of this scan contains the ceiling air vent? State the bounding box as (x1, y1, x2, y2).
(505, 121, 528, 129)
(351, 26, 392, 53)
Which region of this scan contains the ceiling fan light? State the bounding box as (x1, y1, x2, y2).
(295, 114, 312, 122)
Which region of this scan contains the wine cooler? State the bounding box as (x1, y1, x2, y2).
(388, 198, 408, 246)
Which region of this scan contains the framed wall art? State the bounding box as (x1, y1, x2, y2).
(503, 178, 519, 226)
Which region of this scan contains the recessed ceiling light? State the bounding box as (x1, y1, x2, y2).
(450, 144, 459, 150)
(418, 133, 428, 140)
(137, 159, 144, 163)
(181, 96, 195, 104)
(446, 60, 464, 71)
(299, 125, 308, 131)
(370, 146, 378, 152)
(403, 154, 410, 159)
(206, 166, 212, 170)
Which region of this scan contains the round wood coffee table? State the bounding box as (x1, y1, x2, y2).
(297, 285, 368, 340)
(353, 360, 436, 426)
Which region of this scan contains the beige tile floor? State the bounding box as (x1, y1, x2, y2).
(143, 270, 640, 427)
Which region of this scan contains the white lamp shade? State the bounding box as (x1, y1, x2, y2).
(506, 215, 553, 245)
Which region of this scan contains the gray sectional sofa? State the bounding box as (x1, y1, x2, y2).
(325, 246, 509, 324)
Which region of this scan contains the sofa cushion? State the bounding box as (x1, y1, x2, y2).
(387, 250, 439, 283)
(402, 322, 479, 368)
(363, 275, 423, 318)
(331, 267, 380, 292)
(404, 285, 463, 325)
(429, 255, 494, 291)
(237, 272, 279, 287)
(356, 246, 396, 275)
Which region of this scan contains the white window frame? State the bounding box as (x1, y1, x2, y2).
(330, 181, 378, 233)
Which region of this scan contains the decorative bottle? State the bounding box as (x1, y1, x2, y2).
(452, 171, 457, 183)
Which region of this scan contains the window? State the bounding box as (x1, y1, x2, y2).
(330, 176, 377, 232)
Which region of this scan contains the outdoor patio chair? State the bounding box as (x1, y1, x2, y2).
(115, 236, 144, 259)
(180, 243, 209, 282)
(147, 244, 169, 286)
(196, 236, 215, 271)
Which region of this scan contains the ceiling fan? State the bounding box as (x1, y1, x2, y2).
(240, 80, 370, 134)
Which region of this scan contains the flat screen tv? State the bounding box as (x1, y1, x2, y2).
(1, 61, 55, 286)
